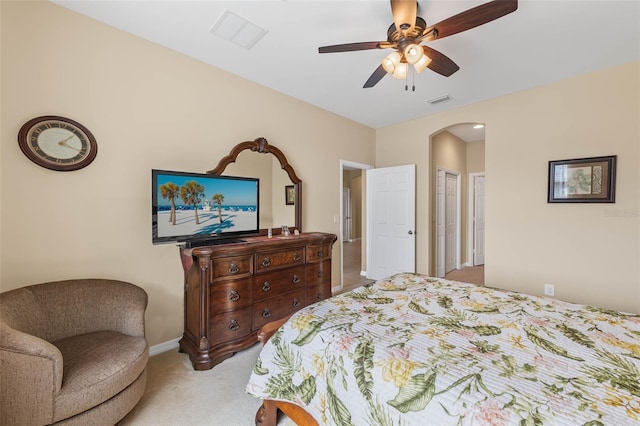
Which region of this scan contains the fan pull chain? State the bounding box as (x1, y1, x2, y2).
(412, 66, 416, 92)
(404, 66, 416, 92)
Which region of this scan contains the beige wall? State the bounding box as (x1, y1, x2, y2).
(377, 61, 640, 314)
(467, 141, 486, 174)
(0, 1, 375, 346)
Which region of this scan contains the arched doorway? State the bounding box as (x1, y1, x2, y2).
(429, 123, 485, 285)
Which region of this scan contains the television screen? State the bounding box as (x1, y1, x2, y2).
(152, 169, 259, 245)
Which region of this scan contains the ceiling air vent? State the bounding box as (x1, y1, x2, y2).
(210, 10, 267, 50)
(426, 94, 451, 105)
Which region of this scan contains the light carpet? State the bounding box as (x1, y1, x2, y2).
(120, 343, 295, 426)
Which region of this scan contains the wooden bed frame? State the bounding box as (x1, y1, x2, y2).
(254, 316, 319, 426)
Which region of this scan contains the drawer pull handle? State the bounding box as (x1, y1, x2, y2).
(293, 253, 301, 262)
(293, 299, 300, 307)
(262, 258, 271, 268)
(228, 290, 240, 302)
(317, 271, 323, 278)
(229, 264, 239, 274)
(317, 250, 324, 258)
(292, 275, 301, 284)
(262, 309, 271, 318)
(262, 282, 271, 292)
(229, 320, 240, 331)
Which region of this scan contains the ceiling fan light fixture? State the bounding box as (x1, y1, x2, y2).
(382, 51, 401, 74)
(413, 54, 431, 73)
(392, 62, 408, 79)
(404, 43, 423, 64)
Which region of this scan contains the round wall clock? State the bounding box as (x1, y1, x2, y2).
(18, 115, 98, 171)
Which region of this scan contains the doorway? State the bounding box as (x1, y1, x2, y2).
(430, 123, 486, 282)
(436, 168, 461, 277)
(340, 160, 373, 293)
(469, 173, 485, 266)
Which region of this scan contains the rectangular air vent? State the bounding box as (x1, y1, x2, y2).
(210, 10, 267, 50)
(427, 94, 451, 104)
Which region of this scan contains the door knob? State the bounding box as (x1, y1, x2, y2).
(408, 230, 414, 235)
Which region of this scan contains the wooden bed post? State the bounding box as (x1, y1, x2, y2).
(255, 401, 277, 426)
(254, 314, 321, 426)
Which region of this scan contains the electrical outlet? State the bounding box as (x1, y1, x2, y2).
(544, 283, 555, 297)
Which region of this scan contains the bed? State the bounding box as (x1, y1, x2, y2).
(246, 273, 640, 426)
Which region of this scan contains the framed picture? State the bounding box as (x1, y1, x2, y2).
(548, 155, 616, 203)
(285, 185, 295, 205)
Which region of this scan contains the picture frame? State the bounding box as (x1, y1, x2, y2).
(285, 185, 295, 205)
(548, 155, 616, 203)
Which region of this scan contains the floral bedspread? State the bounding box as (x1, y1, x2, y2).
(246, 273, 640, 425)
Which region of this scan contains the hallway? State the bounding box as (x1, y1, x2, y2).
(339, 240, 373, 294)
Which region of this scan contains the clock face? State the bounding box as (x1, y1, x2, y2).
(18, 116, 97, 171)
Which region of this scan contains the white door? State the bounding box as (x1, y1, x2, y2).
(366, 165, 416, 280)
(445, 173, 457, 274)
(343, 187, 351, 241)
(473, 175, 486, 265)
(436, 170, 446, 277)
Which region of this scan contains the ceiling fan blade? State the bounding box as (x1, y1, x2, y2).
(423, 0, 518, 41)
(390, 0, 418, 33)
(422, 46, 459, 77)
(363, 65, 388, 88)
(319, 42, 386, 53)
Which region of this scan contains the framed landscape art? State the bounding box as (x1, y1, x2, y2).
(547, 155, 616, 203)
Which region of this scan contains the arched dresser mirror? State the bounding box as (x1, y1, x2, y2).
(207, 137, 302, 233)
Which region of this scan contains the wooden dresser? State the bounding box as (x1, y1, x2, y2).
(179, 232, 337, 370)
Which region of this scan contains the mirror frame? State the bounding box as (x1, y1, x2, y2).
(207, 137, 302, 232)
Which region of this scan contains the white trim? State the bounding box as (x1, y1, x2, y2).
(468, 173, 481, 264)
(468, 172, 485, 266)
(149, 337, 181, 356)
(339, 160, 373, 291)
(436, 166, 462, 274)
(360, 270, 367, 277)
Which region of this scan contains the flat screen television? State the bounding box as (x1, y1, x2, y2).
(152, 169, 259, 246)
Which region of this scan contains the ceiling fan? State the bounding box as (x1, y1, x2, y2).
(318, 0, 518, 88)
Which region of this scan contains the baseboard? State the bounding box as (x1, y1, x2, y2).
(149, 337, 181, 356)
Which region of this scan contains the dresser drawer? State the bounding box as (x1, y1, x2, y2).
(305, 259, 331, 287)
(253, 265, 305, 301)
(210, 307, 252, 344)
(252, 288, 306, 331)
(306, 244, 331, 262)
(254, 248, 304, 272)
(212, 256, 252, 281)
(210, 279, 252, 314)
(307, 284, 332, 305)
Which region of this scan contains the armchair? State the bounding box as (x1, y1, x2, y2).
(0, 279, 148, 425)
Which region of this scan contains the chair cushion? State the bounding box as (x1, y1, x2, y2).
(52, 331, 148, 422)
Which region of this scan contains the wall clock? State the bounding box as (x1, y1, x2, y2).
(18, 115, 98, 171)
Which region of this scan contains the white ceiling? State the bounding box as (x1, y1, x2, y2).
(53, 0, 639, 140)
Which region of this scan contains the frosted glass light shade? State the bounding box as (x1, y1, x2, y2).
(392, 62, 408, 79)
(413, 54, 432, 73)
(404, 44, 424, 65)
(382, 51, 401, 74)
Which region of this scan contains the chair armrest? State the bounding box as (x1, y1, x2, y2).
(0, 322, 63, 425)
